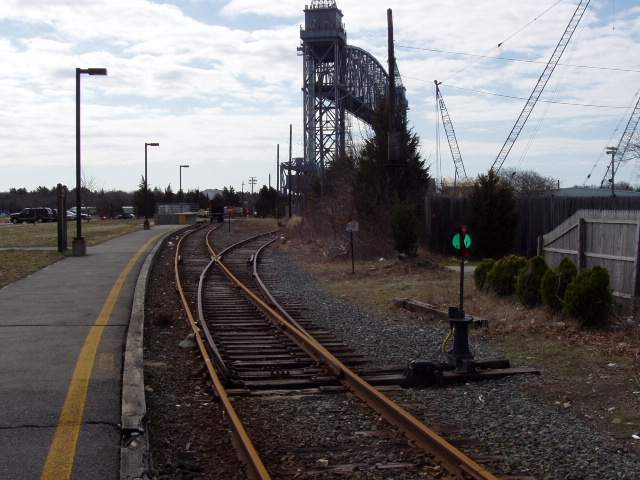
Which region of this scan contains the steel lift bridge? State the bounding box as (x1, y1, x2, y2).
(293, 0, 408, 187)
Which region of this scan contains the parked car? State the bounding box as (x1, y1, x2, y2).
(117, 212, 135, 219)
(10, 207, 55, 224)
(65, 210, 91, 221)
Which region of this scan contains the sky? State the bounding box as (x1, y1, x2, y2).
(0, 0, 639, 192)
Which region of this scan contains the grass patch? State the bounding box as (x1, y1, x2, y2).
(0, 250, 63, 289)
(0, 220, 141, 248)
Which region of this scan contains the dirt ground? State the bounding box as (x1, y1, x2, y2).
(278, 236, 640, 453)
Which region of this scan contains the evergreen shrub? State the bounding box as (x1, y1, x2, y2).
(564, 266, 612, 327)
(516, 256, 548, 306)
(541, 258, 577, 311)
(391, 204, 418, 256)
(474, 258, 496, 290)
(486, 255, 527, 296)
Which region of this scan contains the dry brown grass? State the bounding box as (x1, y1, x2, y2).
(0, 250, 63, 289)
(0, 219, 141, 248)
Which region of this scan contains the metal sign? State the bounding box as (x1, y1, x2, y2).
(346, 220, 359, 233)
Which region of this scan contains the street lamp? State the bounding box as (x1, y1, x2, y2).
(179, 164, 189, 198)
(144, 142, 159, 230)
(606, 146, 619, 197)
(74, 67, 107, 257)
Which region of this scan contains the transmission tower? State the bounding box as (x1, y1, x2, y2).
(491, 0, 591, 174)
(435, 81, 467, 185)
(599, 95, 640, 187)
(248, 176, 257, 194)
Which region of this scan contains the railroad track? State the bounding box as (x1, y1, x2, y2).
(174, 221, 498, 480)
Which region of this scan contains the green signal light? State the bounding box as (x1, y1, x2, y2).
(452, 232, 472, 250)
(452, 233, 461, 250)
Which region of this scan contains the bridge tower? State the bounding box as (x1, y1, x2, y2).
(300, 0, 347, 176)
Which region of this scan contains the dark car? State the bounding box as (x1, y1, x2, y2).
(117, 212, 135, 219)
(10, 207, 55, 224)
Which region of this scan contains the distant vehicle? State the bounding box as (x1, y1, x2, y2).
(10, 207, 55, 224)
(66, 210, 91, 221)
(117, 212, 135, 219)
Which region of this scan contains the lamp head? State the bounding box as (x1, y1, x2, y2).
(87, 68, 108, 76)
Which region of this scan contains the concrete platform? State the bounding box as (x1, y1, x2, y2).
(0, 226, 177, 480)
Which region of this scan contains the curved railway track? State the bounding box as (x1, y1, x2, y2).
(174, 221, 498, 480)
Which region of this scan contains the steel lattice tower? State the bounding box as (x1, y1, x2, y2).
(299, 1, 407, 180)
(300, 1, 347, 176)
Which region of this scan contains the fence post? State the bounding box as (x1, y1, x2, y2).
(577, 218, 585, 272)
(56, 184, 67, 253)
(633, 220, 640, 297)
(537, 235, 543, 257)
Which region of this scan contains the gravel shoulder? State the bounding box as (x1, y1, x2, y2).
(144, 231, 245, 480)
(267, 243, 640, 479)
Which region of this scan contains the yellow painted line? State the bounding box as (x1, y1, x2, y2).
(41, 232, 164, 480)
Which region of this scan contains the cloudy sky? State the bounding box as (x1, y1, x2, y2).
(1, 0, 639, 192)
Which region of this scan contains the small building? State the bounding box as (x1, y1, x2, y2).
(155, 203, 199, 225)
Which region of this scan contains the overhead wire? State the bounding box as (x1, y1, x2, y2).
(433, 82, 629, 109)
(396, 45, 640, 74)
(446, 0, 567, 79)
(497, 0, 566, 47)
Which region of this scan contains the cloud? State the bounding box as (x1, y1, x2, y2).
(0, 0, 639, 191)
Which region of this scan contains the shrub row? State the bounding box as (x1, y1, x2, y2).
(474, 255, 612, 327)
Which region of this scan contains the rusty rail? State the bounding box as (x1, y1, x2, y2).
(209, 233, 498, 480)
(174, 224, 271, 480)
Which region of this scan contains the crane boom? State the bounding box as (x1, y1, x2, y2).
(435, 81, 467, 182)
(599, 95, 640, 186)
(491, 0, 590, 174)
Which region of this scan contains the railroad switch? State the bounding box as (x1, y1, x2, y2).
(404, 306, 539, 387)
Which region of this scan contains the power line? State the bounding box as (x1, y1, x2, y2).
(497, 0, 566, 47)
(406, 79, 629, 109)
(396, 44, 640, 74)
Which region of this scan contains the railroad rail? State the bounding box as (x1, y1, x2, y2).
(174, 221, 499, 480)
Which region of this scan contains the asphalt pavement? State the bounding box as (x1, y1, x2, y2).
(0, 226, 176, 479)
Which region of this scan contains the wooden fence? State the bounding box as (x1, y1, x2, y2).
(541, 210, 640, 298)
(425, 194, 640, 257)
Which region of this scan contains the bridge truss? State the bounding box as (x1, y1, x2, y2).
(299, 0, 407, 179)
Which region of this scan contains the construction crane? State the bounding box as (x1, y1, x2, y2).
(490, 0, 591, 174)
(435, 80, 467, 184)
(599, 95, 640, 187)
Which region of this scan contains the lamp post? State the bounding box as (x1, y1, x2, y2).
(144, 142, 159, 230)
(74, 67, 107, 257)
(606, 146, 618, 197)
(179, 164, 189, 199)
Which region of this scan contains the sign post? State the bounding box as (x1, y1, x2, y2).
(346, 220, 359, 274)
(451, 225, 472, 310)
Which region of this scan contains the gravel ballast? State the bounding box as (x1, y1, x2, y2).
(267, 246, 640, 479)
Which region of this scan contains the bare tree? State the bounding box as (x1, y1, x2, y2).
(499, 167, 558, 194)
(81, 171, 97, 192)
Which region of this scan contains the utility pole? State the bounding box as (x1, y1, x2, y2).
(241, 181, 244, 202)
(268, 173, 271, 189)
(607, 146, 618, 197)
(288, 124, 293, 218)
(249, 176, 257, 195)
(387, 8, 396, 169)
